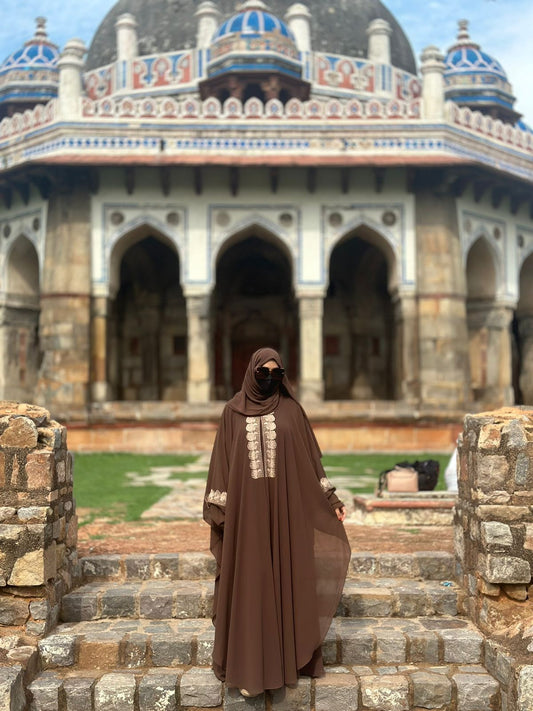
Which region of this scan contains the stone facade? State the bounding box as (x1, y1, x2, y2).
(0, 402, 77, 640)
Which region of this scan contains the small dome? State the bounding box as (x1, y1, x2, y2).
(0, 18, 59, 107)
(212, 1, 296, 43)
(208, 1, 301, 80)
(444, 20, 518, 122)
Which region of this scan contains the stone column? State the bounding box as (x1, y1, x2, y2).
(367, 18, 392, 65)
(186, 294, 211, 403)
(90, 296, 110, 403)
(115, 13, 138, 61)
(467, 303, 514, 407)
(285, 3, 312, 53)
(393, 293, 419, 404)
(195, 1, 221, 50)
(36, 181, 91, 419)
(0, 403, 77, 640)
(420, 46, 446, 121)
(299, 294, 324, 402)
(415, 189, 470, 411)
(517, 314, 533, 404)
(454, 407, 533, 709)
(57, 39, 86, 120)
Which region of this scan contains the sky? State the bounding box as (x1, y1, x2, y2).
(0, 0, 531, 124)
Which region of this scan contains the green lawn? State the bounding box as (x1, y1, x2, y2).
(73, 452, 452, 523)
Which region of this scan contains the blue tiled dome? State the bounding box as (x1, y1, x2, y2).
(444, 20, 517, 120)
(207, 0, 302, 80)
(212, 3, 296, 43)
(0, 18, 59, 106)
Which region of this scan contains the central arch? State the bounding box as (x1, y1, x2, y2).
(212, 229, 297, 398)
(324, 228, 396, 400)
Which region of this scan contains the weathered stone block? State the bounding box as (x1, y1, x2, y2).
(515, 454, 530, 488)
(414, 551, 455, 580)
(224, 687, 266, 710)
(152, 554, 181, 580)
(100, 586, 136, 618)
(350, 553, 377, 576)
(61, 590, 98, 622)
(477, 455, 509, 493)
(197, 629, 215, 666)
(502, 419, 528, 449)
(482, 555, 531, 584)
(0, 507, 15, 521)
(63, 677, 96, 711)
(360, 675, 409, 711)
(342, 586, 392, 617)
(123, 633, 148, 668)
(453, 672, 500, 711)
(78, 633, 121, 669)
(315, 672, 359, 711)
(139, 585, 173, 619)
(94, 672, 136, 711)
(151, 634, 192, 666)
(340, 626, 374, 665)
(502, 583, 528, 601)
(0, 417, 38, 449)
(481, 522, 513, 551)
(441, 628, 483, 664)
(0, 596, 28, 625)
(178, 552, 216, 580)
(124, 555, 151, 580)
(270, 678, 311, 710)
(412, 671, 452, 708)
(39, 634, 76, 668)
(375, 630, 406, 664)
(81, 556, 121, 581)
(28, 672, 63, 711)
(406, 630, 439, 663)
(478, 424, 502, 452)
(378, 554, 414, 577)
(0, 665, 25, 711)
(138, 671, 179, 711)
(180, 667, 222, 708)
(517, 666, 533, 711)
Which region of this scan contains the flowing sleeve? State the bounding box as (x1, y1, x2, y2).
(203, 406, 232, 569)
(302, 410, 344, 511)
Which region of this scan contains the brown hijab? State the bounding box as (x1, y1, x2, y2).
(226, 346, 297, 416)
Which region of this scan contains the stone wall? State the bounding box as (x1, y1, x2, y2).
(455, 406, 533, 710)
(0, 402, 77, 639)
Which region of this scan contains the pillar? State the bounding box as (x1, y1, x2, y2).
(285, 3, 312, 53)
(36, 181, 91, 418)
(115, 13, 138, 62)
(366, 18, 392, 65)
(299, 294, 324, 402)
(57, 39, 86, 120)
(393, 293, 420, 404)
(420, 45, 446, 121)
(91, 297, 111, 403)
(186, 294, 211, 403)
(195, 1, 221, 50)
(415, 190, 470, 411)
(0, 403, 77, 638)
(518, 314, 533, 403)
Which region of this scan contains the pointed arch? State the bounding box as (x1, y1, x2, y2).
(466, 235, 499, 301)
(324, 226, 397, 401)
(6, 234, 40, 299)
(212, 224, 298, 398)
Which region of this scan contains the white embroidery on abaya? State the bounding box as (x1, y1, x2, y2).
(206, 489, 227, 507)
(246, 413, 277, 479)
(320, 477, 334, 492)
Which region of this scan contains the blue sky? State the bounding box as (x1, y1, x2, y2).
(0, 0, 531, 124)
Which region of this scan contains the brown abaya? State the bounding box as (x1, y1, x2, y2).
(203, 348, 350, 694)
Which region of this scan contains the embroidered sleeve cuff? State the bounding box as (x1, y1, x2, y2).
(320, 477, 334, 493)
(206, 489, 227, 507)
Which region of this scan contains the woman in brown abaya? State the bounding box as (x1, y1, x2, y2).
(203, 347, 351, 697)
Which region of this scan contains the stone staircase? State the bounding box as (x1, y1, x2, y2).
(21, 549, 505, 711)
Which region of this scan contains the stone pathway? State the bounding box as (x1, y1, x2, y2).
(123, 456, 363, 521)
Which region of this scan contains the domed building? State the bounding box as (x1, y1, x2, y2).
(0, 0, 531, 449)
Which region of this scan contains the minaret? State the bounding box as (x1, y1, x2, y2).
(195, 2, 221, 49)
(420, 45, 446, 120)
(115, 13, 138, 62)
(367, 18, 392, 65)
(57, 39, 86, 119)
(285, 3, 312, 53)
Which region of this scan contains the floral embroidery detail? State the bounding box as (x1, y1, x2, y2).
(246, 413, 277, 479)
(206, 489, 227, 507)
(320, 477, 334, 493)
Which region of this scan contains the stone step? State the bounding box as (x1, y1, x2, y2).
(27, 664, 501, 711)
(61, 577, 462, 623)
(38, 616, 485, 672)
(79, 550, 455, 584)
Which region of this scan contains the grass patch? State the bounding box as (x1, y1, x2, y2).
(73, 452, 453, 523)
(73, 453, 199, 524)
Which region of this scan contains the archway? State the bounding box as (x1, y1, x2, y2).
(3, 235, 41, 400)
(324, 230, 395, 400)
(109, 233, 186, 401)
(465, 237, 509, 405)
(212, 231, 297, 398)
(514, 252, 533, 404)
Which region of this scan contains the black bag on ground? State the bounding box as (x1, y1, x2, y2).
(396, 459, 440, 491)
